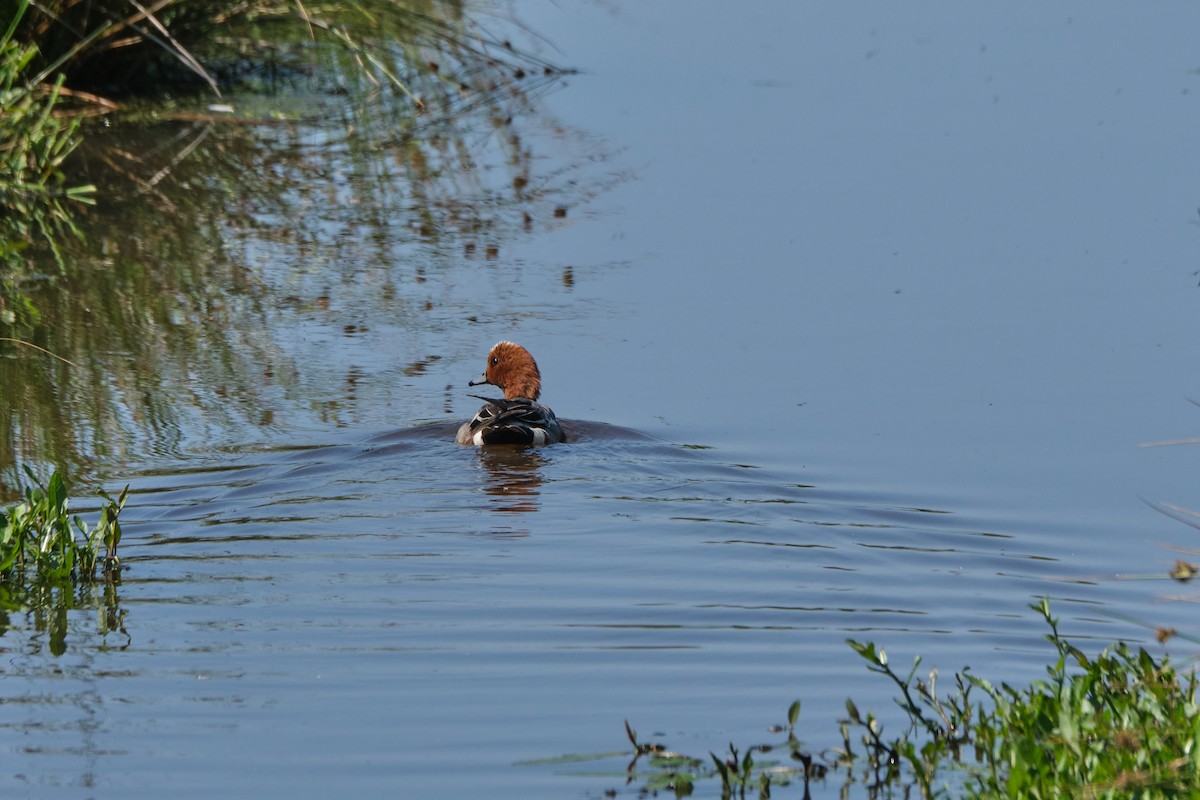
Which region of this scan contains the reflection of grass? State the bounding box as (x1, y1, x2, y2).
(612, 600, 1200, 799)
(0, 0, 586, 477)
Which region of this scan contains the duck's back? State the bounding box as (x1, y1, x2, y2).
(456, 397, 565, 446)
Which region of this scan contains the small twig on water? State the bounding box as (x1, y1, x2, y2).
(0, 337, 80, 367)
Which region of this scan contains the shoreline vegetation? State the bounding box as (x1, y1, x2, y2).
(615, 599, 1200, 799)
(0, 3, 94, 250)
(0, 0, 566, 244)
(611, 485, 1200, 798)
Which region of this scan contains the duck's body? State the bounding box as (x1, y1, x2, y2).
(456, 341, 565, 446)
(455, 395, 564, 446)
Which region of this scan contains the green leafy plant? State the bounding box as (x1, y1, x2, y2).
(0, 1, 95, 244)
(615, 600, 1200, 799)
(0, 466, 126, 582)
(965, 601, 1200, 799)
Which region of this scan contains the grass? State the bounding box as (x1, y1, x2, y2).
(4, 0, 563, 108)
(0, 466, 126, 583)
(0, 0, 556, 244)
(0, 1, 96, 247)
(619, 600, 1200, 799)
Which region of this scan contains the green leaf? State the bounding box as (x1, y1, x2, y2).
(786, 700, 800, 728)
(47, 470, 66, 512)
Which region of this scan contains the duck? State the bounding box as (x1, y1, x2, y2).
(455, 341, 566, 446)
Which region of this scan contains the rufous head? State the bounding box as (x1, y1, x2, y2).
(468, 341, 543, 400)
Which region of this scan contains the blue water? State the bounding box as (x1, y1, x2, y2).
(6, 425, 1159, 799)
(5, 2, 1200, 798)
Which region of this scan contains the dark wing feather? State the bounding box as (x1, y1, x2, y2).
(466, 396, 559, 445)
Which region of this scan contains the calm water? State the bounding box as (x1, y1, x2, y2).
(4, 2, 1200, 798)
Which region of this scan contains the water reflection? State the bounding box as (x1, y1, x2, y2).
(0, 577, 128, 654)
(0, 11, 615, 491)
(0, 576, 129, 797)
(476, 446, 546, 517)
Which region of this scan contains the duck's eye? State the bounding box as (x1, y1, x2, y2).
(490, 357, 499, 366)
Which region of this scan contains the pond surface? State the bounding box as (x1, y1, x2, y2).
(4, 2, 1200, 798)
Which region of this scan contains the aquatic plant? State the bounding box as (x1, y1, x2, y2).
(0, 467, 126, 582)
(616, 599, 1200, 799)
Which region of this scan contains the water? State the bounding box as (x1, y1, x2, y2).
(4, 428, 1139, 798)
(4, 2, 1200, 798)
